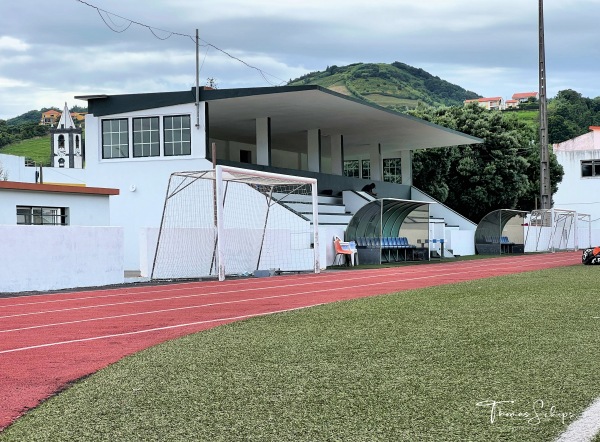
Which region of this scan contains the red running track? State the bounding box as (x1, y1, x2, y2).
(0, 252, 580, 430)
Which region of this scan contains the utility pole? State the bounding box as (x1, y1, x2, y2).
(539, 0, 552, 209)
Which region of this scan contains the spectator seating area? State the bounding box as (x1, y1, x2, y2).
(477, 236, 524, 254)
(354, 237, 417, 262)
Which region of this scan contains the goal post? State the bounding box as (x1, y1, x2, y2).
(152, 165, 320, 281)
(525, 208, 581, 252)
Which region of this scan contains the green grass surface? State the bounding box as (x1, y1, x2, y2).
(3, 265, 600, 441)
(0, 136, 51, 166)
(510, 110, 539, 129)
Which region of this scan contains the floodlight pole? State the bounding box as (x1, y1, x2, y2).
(195, 28, 200, 129)
(539, 0, 552, 209)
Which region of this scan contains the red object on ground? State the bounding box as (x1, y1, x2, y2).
(0, 252, 580, 430)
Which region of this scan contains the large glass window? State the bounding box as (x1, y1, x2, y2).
(343, 159, 372, 179)
(17, 206, 68, 225)
(581, 160, 600, 178)
(343, 160, 359, 178)
(133, 117, 160, 157)
(164, 115, 191, 156)
(102, 119, 129, 159)
(361, 160, 371, 180)
(383, 158, 402, 183)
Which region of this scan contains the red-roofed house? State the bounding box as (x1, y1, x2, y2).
(40, 109, 62, 126)
(512, 92, 539, 103)
(464, 97, 504, 111)
(505, 99, 519, 109)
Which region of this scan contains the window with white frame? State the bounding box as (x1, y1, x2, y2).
(164, 115, 191, 156)
(133, 117, 160, 157)
(343, 160, 359, 178)
(581, 160, 600, 178)
(102, 119, 129, 159)
(16, 206, 68, 225)
(361, 159, 371, 180)
(383, 158, 402, 183)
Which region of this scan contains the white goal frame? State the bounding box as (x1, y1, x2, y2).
(151, 165, 320, 281)
(525, 208, 591, 252)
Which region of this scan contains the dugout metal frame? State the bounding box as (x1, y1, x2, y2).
(475, 209, 528, 255)
(344, 198, 432, 264)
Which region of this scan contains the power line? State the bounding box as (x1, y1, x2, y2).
(74, 0, 287, 86)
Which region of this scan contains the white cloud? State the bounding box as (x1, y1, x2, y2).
(0, 36, 29, 52)
(0, 77, 30, 88)
(2, 0, 600, 119)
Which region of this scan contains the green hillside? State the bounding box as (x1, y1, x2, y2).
(288, 62, 480, 110)
(0, 135, 51, 166)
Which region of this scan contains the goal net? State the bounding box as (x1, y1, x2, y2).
(151, 165, 320, 281)
(525, 208, 577, 252)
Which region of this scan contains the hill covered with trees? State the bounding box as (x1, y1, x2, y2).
(288, 62, 480, 110)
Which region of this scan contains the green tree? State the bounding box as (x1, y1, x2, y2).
(408, 104, 562, 222)
(548, 89, 599, 143)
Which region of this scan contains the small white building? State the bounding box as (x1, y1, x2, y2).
(0, 181, 123, 293)
(553, 126, 600, 242)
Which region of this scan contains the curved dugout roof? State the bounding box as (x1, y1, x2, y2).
(475, 209, 529, 243)
(346, 198, 432, 239)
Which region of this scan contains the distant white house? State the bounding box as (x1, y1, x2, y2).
(512, 92, 539, 103)
(464, 97, 504, 111)
(552, 126, 600, 243)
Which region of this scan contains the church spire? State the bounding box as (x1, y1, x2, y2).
(56, 102, 76, 129)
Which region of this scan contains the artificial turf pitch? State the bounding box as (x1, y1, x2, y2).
(1, 265, 599, 441)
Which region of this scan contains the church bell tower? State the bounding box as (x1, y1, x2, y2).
(50, 103, 84, 168)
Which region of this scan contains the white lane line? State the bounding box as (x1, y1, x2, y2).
(0, 252, 577, 309)
(0, 263, 568, 319)
(0, 267, 487, 333)
(0, 304, 323, 355)
(555, 397, 600, 442)
(0, 254, 576, 319)
(0, 257, 577, 338)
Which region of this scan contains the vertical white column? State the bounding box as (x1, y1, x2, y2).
(256, 117, 270, 166)
(215, 166, 226, 281)
(307, 129, 321, 172)
(369, 144, 382, 181)
(401, 150, 413, 185)
(330, 134, 343, 175)
(311, 181, 320, 273)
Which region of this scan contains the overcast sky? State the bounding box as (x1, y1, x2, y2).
(1, 0, 600, 120)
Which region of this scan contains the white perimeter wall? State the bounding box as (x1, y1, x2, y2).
(0, 154, 31, 182)
(0, 226, 124, 293)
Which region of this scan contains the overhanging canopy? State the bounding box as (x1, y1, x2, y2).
(203, 86, 482, 156)
(79, 86, 483, 157)
(346, 198, 433, 239)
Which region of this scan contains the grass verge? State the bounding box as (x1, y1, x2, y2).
(0, 136, 51, 166)
(2, 265, 600, 441)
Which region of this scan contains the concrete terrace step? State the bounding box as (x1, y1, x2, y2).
(273, 192, 343, 205)
(303, 213, 354, 224)
(285, 202, 348, 214)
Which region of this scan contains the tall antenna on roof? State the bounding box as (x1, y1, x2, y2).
(539, 0, 552, 209)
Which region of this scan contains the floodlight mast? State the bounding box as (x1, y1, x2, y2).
(539, 0, 552, 209)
